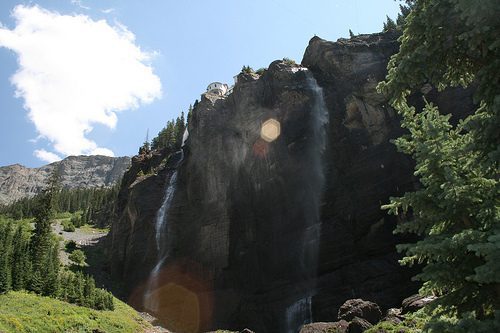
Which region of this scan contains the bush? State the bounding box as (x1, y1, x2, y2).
(62, 221, 76, 232)
(65, 240, 77, 253)
(282, 57, 296, 65)
(70, 213, 83, 228)
(256, 68, 266, 76)
(241, 65, 254, 74)
(68, 250, 86, 267)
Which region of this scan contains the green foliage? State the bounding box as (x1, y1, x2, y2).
(378, 0, 500, 331)
(70, 212, 84, 228)
(283, 57, 296, 65)
(59, 270, 114, 310)
(11, 225, 30, 291)
(349, 29, 355, 38)
(29, 171, 59, 297)
(62, 220, 76, 232)
(0, 291, 149, 333)
(241, 65, 254, 74)
(65, 240, 77, 253)
(2, 185, 119, 228)
(382, 2, 414, 32)
(69, 250, 86, 267)
(0, 176, 116, 311)
(383, 15, 397, 32)
(150, 112, 186, 152)
(0, 221, 13, 293)
(256, 67, 266, 76)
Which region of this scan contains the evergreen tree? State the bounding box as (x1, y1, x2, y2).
(69, 249, 86, 267)
(187, 104, 193, 125)
(29, 170, 60, 294)
(382, 15, 397, 32)
(43, 239, 60, 297)
(0, 222, 12, 293)
(378, 0, 500, 330)
(175, 112, 186, 148)
(11, 225, 30, 291)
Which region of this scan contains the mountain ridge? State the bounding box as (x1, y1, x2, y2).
(0, 155, 131, 205)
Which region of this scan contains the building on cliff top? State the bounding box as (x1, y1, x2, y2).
(206, 82, 229, 96)
(205, 76, 238, 97)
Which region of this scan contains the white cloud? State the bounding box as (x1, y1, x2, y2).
(34, 149, 62, 163)
(101, 8, 115, 14)
(0, 5, 162, 162)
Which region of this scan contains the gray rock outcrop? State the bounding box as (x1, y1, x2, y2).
(337, 299, 382, 325)
(0, 155, 131, 205)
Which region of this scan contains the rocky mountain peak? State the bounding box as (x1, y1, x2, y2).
(0, 155, 131, 205)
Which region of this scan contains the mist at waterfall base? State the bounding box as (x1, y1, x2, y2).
(138, 70, 328, 333)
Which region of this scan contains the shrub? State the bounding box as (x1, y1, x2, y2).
(65, 240, 77, 253)
(62, 221, 76, 232)
(256, 68, 266, 76)
(241, 65, 254, 74)
(68, 250, 86, 267)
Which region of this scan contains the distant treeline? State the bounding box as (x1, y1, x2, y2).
(1, 185, 119, 227)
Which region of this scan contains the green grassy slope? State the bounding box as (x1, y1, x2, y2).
(0, 291, 152, 333)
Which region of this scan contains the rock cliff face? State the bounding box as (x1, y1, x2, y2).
(0, 155, 131, 205)
(109, 32, 474, 333)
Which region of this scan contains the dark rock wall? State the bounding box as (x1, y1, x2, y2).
(302, 32, 417, 321)
(109, 32, 474, 333)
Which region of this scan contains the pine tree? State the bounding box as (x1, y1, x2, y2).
(11, 225, 29, 291)
(0, 222, 11, 293)
(43, 240, 60, 297)
(29, 170, 60, 294)
(174, 112, 186, 148)
(382, 15, 397, 32)
(377, 0, 500, 330)
(187, 104, 193, 125)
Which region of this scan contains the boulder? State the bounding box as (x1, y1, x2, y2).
(383, 308, 403, 324)
(401, 294, 437, 314)
(338, 299, 382, 325)
(348, 317, 373, 333)
(299, 320, 349, 333)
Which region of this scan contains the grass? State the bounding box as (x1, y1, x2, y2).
(0, 291, 152, 333)
(365, 310, 427, 333)
(79, 224, 109, 233)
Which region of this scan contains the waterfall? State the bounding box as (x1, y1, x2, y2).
(182, 128, 189, 147)
(154, 168, 179, 252)
(285, 70, 328, 333)
(286, 296, 313, 333)
(143, 149, 184, 313)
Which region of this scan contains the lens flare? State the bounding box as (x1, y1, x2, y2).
(260, 118, 281, 142)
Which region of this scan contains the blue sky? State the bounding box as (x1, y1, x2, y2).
(0, 0, 401, 167)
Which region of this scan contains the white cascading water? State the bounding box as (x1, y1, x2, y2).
(181, 127, 189, 147)
(286, 296, 313, 333)
(143, 148, 185, 313)
(284, 70, 328, 333)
